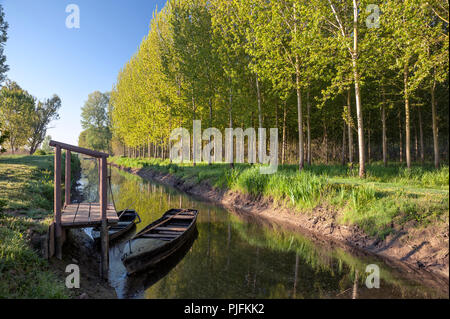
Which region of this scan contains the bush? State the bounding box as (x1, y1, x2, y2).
(34, 150, 46, 156)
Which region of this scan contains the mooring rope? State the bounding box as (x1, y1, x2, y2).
(107, 163, 118, 212)
(107, 163, 141, 222)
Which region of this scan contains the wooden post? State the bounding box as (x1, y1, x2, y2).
(100, 156, 109, 279)
(98, 158, 101, 191)
(65, 151, 71, 206)
(54, 146, 62, 259)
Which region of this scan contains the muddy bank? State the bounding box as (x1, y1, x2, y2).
(11, 215, 117, 299)
(46, 228, 117, 299)
(113, 163, 449, 290)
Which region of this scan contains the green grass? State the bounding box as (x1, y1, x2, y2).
(111, 156, 449, 239)
(0, 154, 80, 298)
(0, 214, 68, 298)
(0, 154, 80, 212)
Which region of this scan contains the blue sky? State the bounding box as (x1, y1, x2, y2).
(2, 0, 166, 145)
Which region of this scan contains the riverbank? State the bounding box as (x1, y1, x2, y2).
(110, 157, 449, 283)
(0, 155, 116, 298)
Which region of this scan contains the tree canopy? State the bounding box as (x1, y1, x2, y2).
(79, 91, 112, 152)
(0, 4, 8, 85)
(0, 81, 61, 154)
(109, 0, 449, 173)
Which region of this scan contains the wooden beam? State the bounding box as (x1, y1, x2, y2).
(49, 140, 109, 158)
(72, 202, 80, 223)
(54, 146, 62, 260)
(47, 223, 55, 259)
(65, 150, 71, 206)
(100, 156, 109, 279)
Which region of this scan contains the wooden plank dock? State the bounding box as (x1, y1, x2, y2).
(49, 140, 112, 279)
(61, 203, 118, 228)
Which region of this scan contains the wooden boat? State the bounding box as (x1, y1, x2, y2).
(92, 209, 140, 242)
(121, 229, 198, 297)
(121, 208, 198, 275)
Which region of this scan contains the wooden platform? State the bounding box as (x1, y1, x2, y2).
(61, 203, 119, 228)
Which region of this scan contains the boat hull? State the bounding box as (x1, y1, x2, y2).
(122, 209, 198, 275)
(92, 209, 138, 242)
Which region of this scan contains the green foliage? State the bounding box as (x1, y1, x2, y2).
(109, 0, 448, 176)
(0, 154, 80, 212)
(39, 135, 53, 154)
(34, 149, 46, 156)
(0, 4, 8, 84)
(0, 215, 68, 298)
(79, 91, 112, 152)
(0, 155, 81, 298)
(0, 81, 61, 154)
(0, 81, 35, 152)
(0, 122, 8, 153)
(27, 95, 61, 154)
(112, 157, 449, 239)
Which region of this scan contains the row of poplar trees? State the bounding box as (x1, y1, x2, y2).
(111, 0, 449, 178)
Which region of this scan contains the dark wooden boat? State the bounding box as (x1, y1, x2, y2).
(121, 228, 198, 297)
(121, 208, 198, 275)
(92, 209, 140, 242)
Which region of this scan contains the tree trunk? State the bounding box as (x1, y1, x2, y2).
(352, 0, 365, 178)
(293, 6, 304, 171)
(368, 124, 371, 164)
(418, 107, 424, 165)
(10, 138, 15, 154)
(192, 93, 197, 166)
(431, 74, 439, 168)
(404, 64, 411, 169)
(399, 110, 403, 163)
(414, 124, 418, 162)
(342, 121, 346, 166)
(307, 89, 312, 165)
(282, 100, 287, 165)
(148, 140, 151, 159)
(296, 62, 304, 171)
(347, 89, 353, 166)
(275, 102, 278, 129)
(323, 121, 328, 164)
(208, 97, 213, 165)
(381, 105, 387, 167)
(256, 75, 262, 129)
(229, 82, 234, 168)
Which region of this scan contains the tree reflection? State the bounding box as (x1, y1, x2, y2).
(79, 162, 446, 299)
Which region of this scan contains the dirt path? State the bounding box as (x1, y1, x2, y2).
(113, 164, 449, 292)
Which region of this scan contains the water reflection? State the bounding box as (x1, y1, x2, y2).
(78, 160, 448, 299)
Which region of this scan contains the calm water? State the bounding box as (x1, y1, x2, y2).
(78, 159, 448, 299)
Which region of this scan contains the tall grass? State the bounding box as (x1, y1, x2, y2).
(0, 154, 80, 298)
(110, 157, 449, 239)
(0, 215, 68, 298)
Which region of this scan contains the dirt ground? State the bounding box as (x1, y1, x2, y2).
(47, 228, 117, 299)
(115, 164, 449, 291)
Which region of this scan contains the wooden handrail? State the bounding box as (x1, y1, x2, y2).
(50, 140, 110, 277)
(49, 140, 109, 158)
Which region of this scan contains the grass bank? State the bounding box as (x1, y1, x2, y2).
(111, 157, 449, 240)
(0, 154, 79, 298)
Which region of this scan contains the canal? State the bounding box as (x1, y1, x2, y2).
(78, 159, 447, 299)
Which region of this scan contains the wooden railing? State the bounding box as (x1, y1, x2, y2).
(49, 140, 110, 277)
